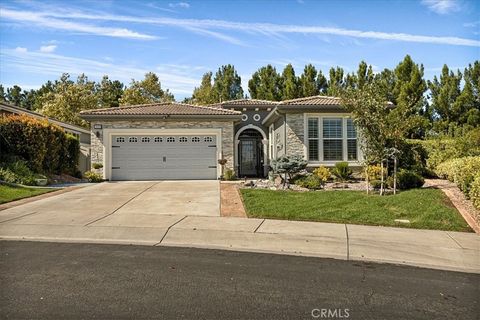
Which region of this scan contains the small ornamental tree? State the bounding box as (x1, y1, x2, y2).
(341, 79, 418, 195)
(271, 155, 307, 187)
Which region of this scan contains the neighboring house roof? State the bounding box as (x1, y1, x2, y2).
(280, 95, 342, 106)
(208, 98, 279, 109)
(0, 102, 90, 135)
(80, 102, 242, 120)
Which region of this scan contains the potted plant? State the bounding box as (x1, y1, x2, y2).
(218, 159, 227, 179)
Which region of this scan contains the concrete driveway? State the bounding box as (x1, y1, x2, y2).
(0, 181, 220, 228)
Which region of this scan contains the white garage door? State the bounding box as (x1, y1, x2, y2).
(111, 135, 217, 180)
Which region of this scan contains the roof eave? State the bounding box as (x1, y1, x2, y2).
(276, 105, 347, 112)
(79, 114, 243, 122)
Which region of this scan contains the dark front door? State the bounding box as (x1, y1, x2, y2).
(238, 129, 264, 177)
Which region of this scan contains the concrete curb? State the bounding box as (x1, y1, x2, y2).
(1, 218, 478, 274)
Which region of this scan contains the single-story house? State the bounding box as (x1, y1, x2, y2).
(1, 102, 91, 173)
(80, 95, 363, 181)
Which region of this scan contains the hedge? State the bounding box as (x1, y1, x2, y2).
(470, 174, 480, 210)
(435, 156, 480, 208)
(0, 114, 80, 174)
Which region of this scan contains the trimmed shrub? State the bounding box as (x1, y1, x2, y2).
(435, 156, 480, 196)
(398, 140, 429, 175)
(388, 169, 424, 190)
(421, 128, 480, 170)
(271, 155, 307, 180)
(84, 171, 103, 183)
(0, 160, 37, 185)
(363, 164, 385, 181)
(331, 162, 352, 182)
(0, 114, 80, 175)
(294, 174, 323, 190)
(370, 180, 382, 190)
(224, 169, 236, 181)
(469, 174, 480, 210)
(313, 166, 330, 185)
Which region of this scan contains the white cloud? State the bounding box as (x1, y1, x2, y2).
(24, 9, 479, 47)
(1, 6, 478, 47)
(14, 47, 28, 53)
(421, 0, 461, 15)
(0, 8, 157, 40)
(0, 48, 203, 95)
(39, 45, 57, 53)
(169, 2, 190, 9)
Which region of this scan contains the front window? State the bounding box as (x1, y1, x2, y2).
(306, 116, 358, 162)
(307, 118, 319, 161)
(347, 119, 358, 161)
(323, 118, 343, 161)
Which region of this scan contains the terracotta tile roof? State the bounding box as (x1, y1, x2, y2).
(80, 102, 241, 116)
(279, 95, 342, 106)
(208, 98, 279, 108)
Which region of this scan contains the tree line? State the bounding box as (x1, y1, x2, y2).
(1, 55, 478, 133)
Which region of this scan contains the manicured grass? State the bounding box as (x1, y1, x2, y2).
(240, 188, 472, 232)
(0, 184, 56, 204)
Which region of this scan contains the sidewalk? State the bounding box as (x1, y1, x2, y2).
(1, 215, 478, 273)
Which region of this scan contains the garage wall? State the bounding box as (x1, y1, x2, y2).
(90, 120, 235, 178)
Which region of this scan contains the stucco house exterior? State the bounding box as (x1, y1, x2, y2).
(80, 95, 363, 181)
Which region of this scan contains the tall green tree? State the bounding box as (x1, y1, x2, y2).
(393, 55, 427, 116)
(32, 81, 55, 110)
(0, 85, 6, 102)
(248, 64, 282, 101)
(191, 72, 216, 105)
(356, 61, 374, 89)
(120, 72, 174, 105)
(460, 61, 480, 126)
(212, 64, 244, 102)
(327, 67, 345, 96)
(39, 73, 98, 127)
(317, 70, 328, 94)
(97, 76, 124, 108)
(299, 64, 320, 97)
(428, 65, 463, 127)
(6, 85, 24, 107)
(280, 64, 300, 100)
(375, 68, 396, 103)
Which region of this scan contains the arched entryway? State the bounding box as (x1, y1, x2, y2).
(237, 128, 265, 177)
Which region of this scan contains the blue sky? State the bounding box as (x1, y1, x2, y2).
(0, 0, 479, 100)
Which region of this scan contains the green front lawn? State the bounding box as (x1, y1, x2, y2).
(240, 188, 472, 232)
(0, 184, 56, 204)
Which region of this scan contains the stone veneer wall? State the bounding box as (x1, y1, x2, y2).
(90, 120, 235, 177)
(285, 113, 305, 158)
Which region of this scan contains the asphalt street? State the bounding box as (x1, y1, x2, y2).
(0, 241, 478, 320)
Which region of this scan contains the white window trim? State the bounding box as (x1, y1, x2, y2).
(268, 124, 274, 161)
(303, 113, 362, 166)
(103, 128, 222, 180)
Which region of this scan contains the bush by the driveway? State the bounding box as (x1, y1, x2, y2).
(0, 114, 79, 174)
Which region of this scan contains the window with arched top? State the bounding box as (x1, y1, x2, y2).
(204, 136, 213, 143)
(141, 137, 150, 143)
(166, 137, 175, 143)
(179, 137, 188, 143)
(192, 136, 201, 143)
(154, 137, 163, 143)
(116, 137, 125, 143)
(129, 137, 138, 143)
